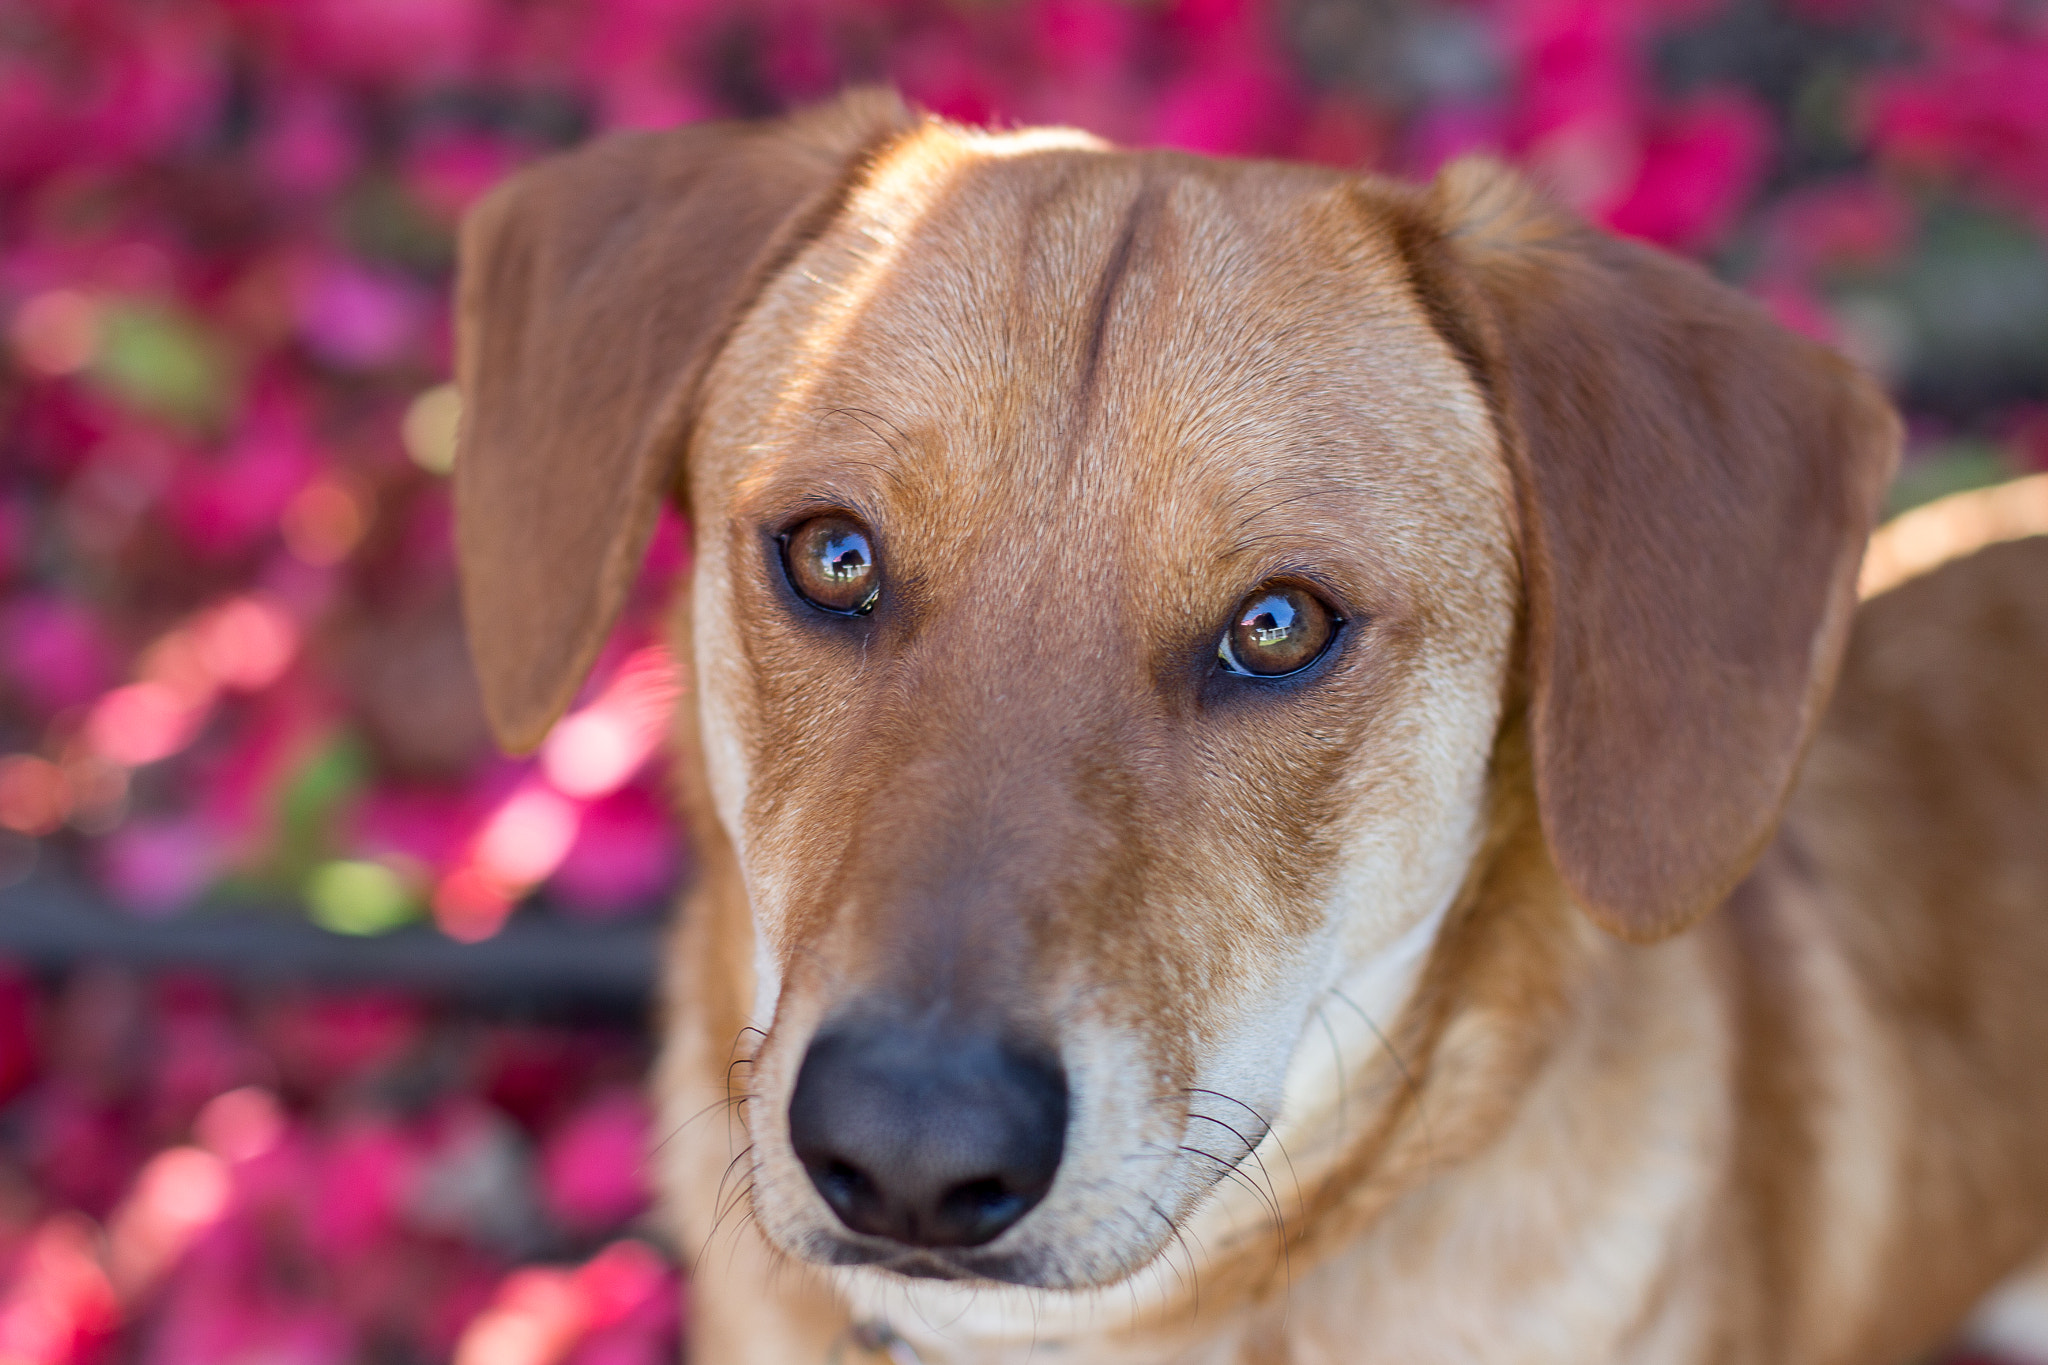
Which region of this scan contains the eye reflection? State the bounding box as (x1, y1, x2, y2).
(1218, 584, 1338, 677)
(783, 515, 880, 615)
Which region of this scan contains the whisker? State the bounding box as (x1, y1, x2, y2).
(1176, 1145, 1284, 1232)
(1329, 985, 1438, 1172)
(1313, 1004, 1350, 1141)
(644, 1091, 748, 1164)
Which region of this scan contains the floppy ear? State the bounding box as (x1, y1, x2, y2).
(1404, 159, 1900, 941)
(453, 90, 915, 752)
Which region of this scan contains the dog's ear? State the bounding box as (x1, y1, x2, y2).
(453, 90, 915, 752)
(1405, 159, 1899, 941)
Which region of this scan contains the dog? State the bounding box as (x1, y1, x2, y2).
(449, 89, 2048, 1364)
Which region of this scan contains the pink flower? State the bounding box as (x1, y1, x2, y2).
(405, 133, 523, 222)
(0, 593, 116, 714)
(2005, 406, 2048, 474)
(481, 1027, 614, 1132)
(0, 1214, 121, 1365)
(1866, 9, 2048, 227)
(1759, 179, 1913, 278)
(1032, 0, 1141, 81)
(1294, 95, 1391, 170)
(267, 0, 488, 85)
(547, 785, 679, 917)
(191, 695, 332, 865)
(0, 500, 23, 584)
(1403, 102, 1509, 177)
(305, 1116, 420, 1263)
(350, 781, 485, 875)
(1150, 52, 1300, 157)
(163, 401, 317, 560)
(1167, 0, 1265, 54)
(106, 1145, 234, 1296)
(67, 12, 229, 167)
(1503, 0, 1643, 150)
(540, 647, 679, 801)
(255, 88, 360, 197)
(578, 0, 720, 71)
(0, 57, 66, 180)
(253, 992, 423, 1094)
(144, 982, 271, 1134)
(538, 1089, 653, 1234)
(98, 818, 223, 915)
(892, 26, 1005, 128)
(1604, 88, 1773, 251)
(294, 259, 425, 370)
(27, 1082, 144, 1218)
(473, 781, 582, 888)
(0, 965, 39, 1108)
(639, 507, 691, 586)
(141, 1225, 357, 1365)
(453, 1241, 673, 1365)
(591, 71, 718, 135)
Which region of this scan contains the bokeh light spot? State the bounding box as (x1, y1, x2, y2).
(307, 858, 419, 936)
(540, 711, 638, 800)
(0, 755, 74, 836)
(8, 290, 101, 376)
(280, 476, 368, 566)
(474, 785, 580, 888)
(193, 1086, 287, 1164)
(108, 1146, 231, 1295)
(540, 646, 677, 799)
(84, 683, 207, 768)
(192, 595, 299, 690)
(434, 866, 515, 944)
(403, 382, 463, 474)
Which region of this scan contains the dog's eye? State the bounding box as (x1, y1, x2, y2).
(1218, 584, 1339, 677)
(783, 515, 880, 615)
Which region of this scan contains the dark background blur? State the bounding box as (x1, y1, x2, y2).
(0, 0, 2045, 1360)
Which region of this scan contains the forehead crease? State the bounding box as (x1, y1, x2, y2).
(784, 155, 1185, 544)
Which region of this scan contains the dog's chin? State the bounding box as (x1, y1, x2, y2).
(786, 1220, 1174, 1292)
(801, 1232, 1066, 1287)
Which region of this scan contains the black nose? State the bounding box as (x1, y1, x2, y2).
(788, 1022, 1068, 1249)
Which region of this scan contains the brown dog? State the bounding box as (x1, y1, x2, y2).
(451, 89, 2048, 1364)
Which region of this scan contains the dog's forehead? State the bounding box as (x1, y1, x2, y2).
(707, 126, 1503, 598)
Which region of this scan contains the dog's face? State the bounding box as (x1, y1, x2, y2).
(452, 94, 1895, 1301)
(686, 129, 1516, 1286)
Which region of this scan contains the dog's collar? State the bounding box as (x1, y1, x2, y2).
(829, 1320, 926, 1365)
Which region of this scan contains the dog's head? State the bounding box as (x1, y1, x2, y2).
(453, 92, 1896, 1294)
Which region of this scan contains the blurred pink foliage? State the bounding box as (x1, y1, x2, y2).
(0, 968, 670, 1364)
(1869, 4, 2048, 233)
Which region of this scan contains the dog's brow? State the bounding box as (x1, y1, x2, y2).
(815, 406, 915, 464)
(1219, 481, 1357, 561)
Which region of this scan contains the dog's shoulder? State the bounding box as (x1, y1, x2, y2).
(1785, 531, 2048, 1021)
(1829, 531, 2048, 782)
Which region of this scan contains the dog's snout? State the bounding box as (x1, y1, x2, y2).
(788, 1023, 1067, 1249)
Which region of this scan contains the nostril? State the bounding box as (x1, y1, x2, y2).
(807, 1154, 896, 1238)
(819, 1159, 877, 1212)
(938, 1176, 1028, 1246)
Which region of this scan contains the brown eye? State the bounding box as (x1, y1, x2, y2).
(1219, 584, 1339, 677)
(783, 515, 880, 615)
